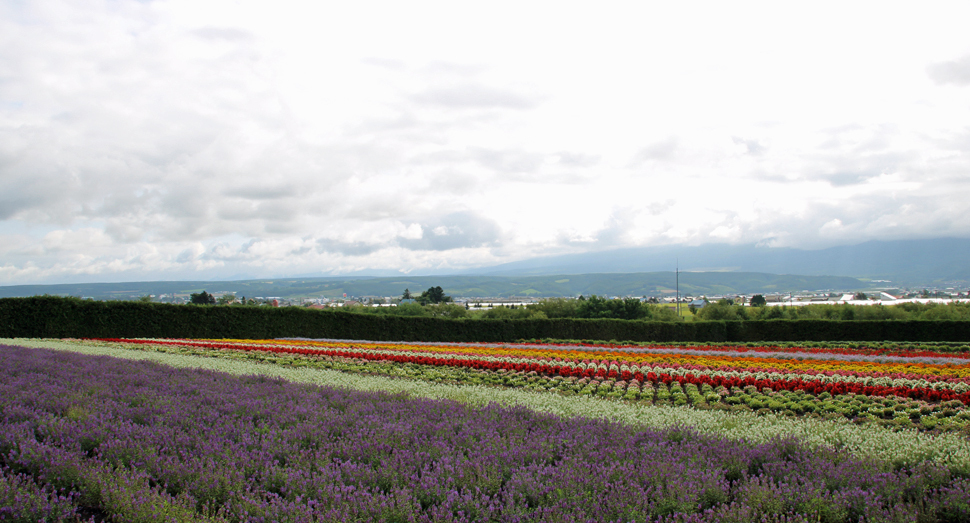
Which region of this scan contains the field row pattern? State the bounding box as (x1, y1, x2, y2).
(2, 345, 970, 522)
(104, 338, 970, 403)
(82, 338, 970, 436)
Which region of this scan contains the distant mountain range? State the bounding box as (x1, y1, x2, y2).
(0, 272, 866, 301)
(477, 238, 970, 285)
(1, 238, 966, 300)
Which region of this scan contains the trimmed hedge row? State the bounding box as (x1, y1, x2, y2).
(3, 296, 970, 342)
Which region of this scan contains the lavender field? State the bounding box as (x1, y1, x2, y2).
(2, 344, 970, 522)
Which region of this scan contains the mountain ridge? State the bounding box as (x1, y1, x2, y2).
(2, 238, 967, 300)
(475, 238, 970, 284)
(0, 272, 866, 301)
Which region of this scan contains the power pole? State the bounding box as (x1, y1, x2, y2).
(676, 259, 680, 318)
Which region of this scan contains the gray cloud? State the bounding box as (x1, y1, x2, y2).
(316, 239, 385, 257)
(223, 185, 300, 201)
(313, 212, 504, 256)
(0, 178, 61, 221)
(104, 219, 146, 243)
(664, 183, 970, 251)
(816, 124, 865, 149)
(732, 136, 767, 155)
(556, 208, 640, 249)
(825, 171, 879, 187)
(927, 56, 970, 85)
(470, 147, 544, 174)
(556, 152, 600, 167)
(426, 170, 481, 195)
(811, 149, 914, 187)
(796, 125, 916, 186)
(593, 211, 636, 247)
(647, 200, 675, 215)
(740, 196, 970, 249)
(408, 146, 593, 185)
(175, 246, 201, 264)
(189, 27, 255, 42)
(411, 84, 540, 110)
(399, 212, 502, 251)
(632, 137, 678, 164)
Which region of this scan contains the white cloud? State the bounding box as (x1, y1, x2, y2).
(42, 228, 113, 252)
(927, 55, 970, 85)
(411, 84, 542, 110)
(2, 0, 970, 284)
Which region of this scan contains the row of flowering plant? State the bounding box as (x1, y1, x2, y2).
(96, 338, 970, 404)
(74, 337, 970, 435)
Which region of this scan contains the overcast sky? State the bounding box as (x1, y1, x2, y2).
(2, 1, 970, 284)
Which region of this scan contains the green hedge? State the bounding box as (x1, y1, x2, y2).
(2, 296, 970, 342)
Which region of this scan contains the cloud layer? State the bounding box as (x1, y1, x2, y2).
(2, 1, 970, 284)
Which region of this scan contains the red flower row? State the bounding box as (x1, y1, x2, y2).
(92, 338, 969, 404)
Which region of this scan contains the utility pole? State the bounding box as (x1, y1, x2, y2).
(676, 259, 680, 318)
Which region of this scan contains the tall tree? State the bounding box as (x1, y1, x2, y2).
(417, 286, 451, 305)
(190, 291, 215, 305)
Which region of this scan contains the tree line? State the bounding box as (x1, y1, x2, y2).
(692, 298, 970, 321)
(349, 295, 683, 321)
(187, 286, 970, 322)
(346, 293, 970, 322)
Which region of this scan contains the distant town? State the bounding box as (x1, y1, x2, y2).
(6, 271, 970, 313)
(142, 286, 970, 310)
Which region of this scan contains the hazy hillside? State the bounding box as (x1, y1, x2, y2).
(481, 238, 970, 285)
(8, 237, 969, 300)
(0, 272, 867, 301)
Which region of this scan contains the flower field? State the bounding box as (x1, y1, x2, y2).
(2, 337, 970, 522)
(95, 337, 970, 433)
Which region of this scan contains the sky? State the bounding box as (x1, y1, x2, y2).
(2, 1, 970, 285)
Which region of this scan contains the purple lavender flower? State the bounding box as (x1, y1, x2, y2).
(1, 344, 968, 522)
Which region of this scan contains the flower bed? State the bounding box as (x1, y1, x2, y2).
(87, 337, 970, 435)
(2, 344, 969, 522)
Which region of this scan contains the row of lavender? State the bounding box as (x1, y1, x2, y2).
(2, 344, 969, 522)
